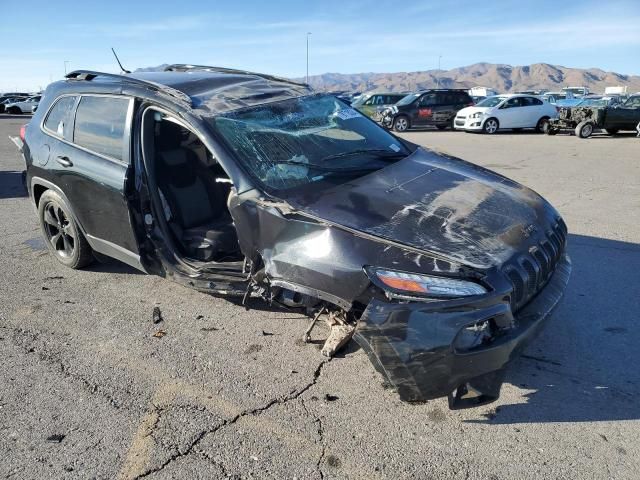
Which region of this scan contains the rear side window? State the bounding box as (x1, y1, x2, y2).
(73, 96, 130, 161)
(522, 97, 543, 106)
(44, 96, 77, 140)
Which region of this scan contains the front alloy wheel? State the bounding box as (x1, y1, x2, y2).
(393, 116, 409, 132)
(483, 118, 499, 134)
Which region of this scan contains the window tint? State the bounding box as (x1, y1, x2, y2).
(503, 97, 522, 108)
(420, 94, 437, 106)
(521, 96, 543, 106)
(44, 96, 77, 139)
(73, 96, 130, 161)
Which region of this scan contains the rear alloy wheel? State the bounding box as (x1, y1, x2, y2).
(575, 120, 594, 139)
(393, 116, 409, 132)
(605, 128, 619, 135)
(38, 190, 93, 269)
(483, 118, 499, 134)
(536, 117, 550, 133)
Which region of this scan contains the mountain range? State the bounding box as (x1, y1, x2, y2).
(299, 63, 640, 94)
(137, 63, 640, 95)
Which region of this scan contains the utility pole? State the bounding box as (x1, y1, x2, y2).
(306, 32, 312, 85)
(64, 60, 70, 75)
(437, 55, 442, 88)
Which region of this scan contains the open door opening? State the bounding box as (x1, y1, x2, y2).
(141, 109, 243, 265)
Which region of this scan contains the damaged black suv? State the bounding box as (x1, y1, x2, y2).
(17, 65, 571, 409)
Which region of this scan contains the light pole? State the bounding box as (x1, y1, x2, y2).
(64, 60, 70, 75)
(306, 32, 312, 85)
(436, 55, 442, 88)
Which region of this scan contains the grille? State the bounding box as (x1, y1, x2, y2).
(503, 220, 567, 312)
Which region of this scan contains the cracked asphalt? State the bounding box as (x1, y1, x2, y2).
(1, 115, 639, 479)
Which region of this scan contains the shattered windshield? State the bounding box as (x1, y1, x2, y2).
(212, 95, 410, 191)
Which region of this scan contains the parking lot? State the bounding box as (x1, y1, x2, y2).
(1, 114, 639, 479)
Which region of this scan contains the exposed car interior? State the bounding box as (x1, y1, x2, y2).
(142, 110, 241, 263)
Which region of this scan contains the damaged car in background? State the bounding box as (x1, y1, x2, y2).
(547, 93, 640, 138)
(15, 65, 571, 409)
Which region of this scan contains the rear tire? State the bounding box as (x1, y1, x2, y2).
(38, 190, 93, 269)
(393, 115, 409, 132)
(575, 121, 594, 139)
(535, 117, 550, 133)
(482, 118, 499, 134)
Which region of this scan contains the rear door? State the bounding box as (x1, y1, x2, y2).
(49, 94, 142, 268)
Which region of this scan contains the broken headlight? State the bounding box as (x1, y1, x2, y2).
(366, 267, 487, 298)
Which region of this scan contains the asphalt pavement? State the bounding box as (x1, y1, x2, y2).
(1, 115, 639, 479)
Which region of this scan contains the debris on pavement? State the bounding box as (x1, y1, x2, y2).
(46, 434, 65, 443)
(152, 329, 166, 338)
(152, 306, 163, 324)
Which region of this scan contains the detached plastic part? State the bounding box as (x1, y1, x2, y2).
(447, 369, 505, 410)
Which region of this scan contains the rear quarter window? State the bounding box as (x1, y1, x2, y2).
(43, 96, 78, 140)
(73, 96, 130, 161)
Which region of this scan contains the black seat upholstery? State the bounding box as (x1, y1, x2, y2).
(155, 122, 238, 261)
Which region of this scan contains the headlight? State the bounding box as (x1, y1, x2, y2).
(391, 106, 398, 114)
(366, 267, 487, 298)
(471, 112, 484, 118)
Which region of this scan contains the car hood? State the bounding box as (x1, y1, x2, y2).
(457, 106, 493, 116)
(283, 148, 558, 269)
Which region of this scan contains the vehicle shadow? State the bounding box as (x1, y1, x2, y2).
(0, 170, 28, 199)
(85, 254, 146, 275)
(469, 233, 640, 424)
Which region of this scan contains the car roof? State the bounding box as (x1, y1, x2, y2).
(54, 65, 313, 115)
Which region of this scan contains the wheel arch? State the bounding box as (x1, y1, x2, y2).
(30, 177, 88, 237)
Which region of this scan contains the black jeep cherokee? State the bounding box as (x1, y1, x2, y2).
(16, 65, 570, 409)
(380, 89, 474, 132)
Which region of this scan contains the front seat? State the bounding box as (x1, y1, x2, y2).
(155, 124, 239, 262)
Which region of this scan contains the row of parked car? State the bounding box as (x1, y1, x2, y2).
(346, 88, 640, 138)
(0, 93, 41, 114)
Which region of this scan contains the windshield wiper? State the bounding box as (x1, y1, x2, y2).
(267, 159, 379, 172)
(320, 148, 407, 162)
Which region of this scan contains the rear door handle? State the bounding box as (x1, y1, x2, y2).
(56, 156, 73, 167)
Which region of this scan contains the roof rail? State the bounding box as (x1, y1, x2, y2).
(163, 64, 309, 88)
(65, 70, 192, 106)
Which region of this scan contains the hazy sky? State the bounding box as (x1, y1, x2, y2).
(2, 0, 639, 91)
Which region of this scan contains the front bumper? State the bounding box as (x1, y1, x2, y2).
(454, 115, 485, 131)
(354, 254, 571, 409)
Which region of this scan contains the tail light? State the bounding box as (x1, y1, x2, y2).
(19, 124, 27, 142)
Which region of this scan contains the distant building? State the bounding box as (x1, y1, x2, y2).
(604, 86, 628, 95)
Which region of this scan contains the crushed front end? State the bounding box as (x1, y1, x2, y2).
(354, 220, 571, 409)
(548, 106, 604, 133)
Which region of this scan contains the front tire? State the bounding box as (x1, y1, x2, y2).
(38, 190, 93, 269)
(483, 118, 499, 134)
(575, 121, 594, 139)
(393, 115, 409, 132)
